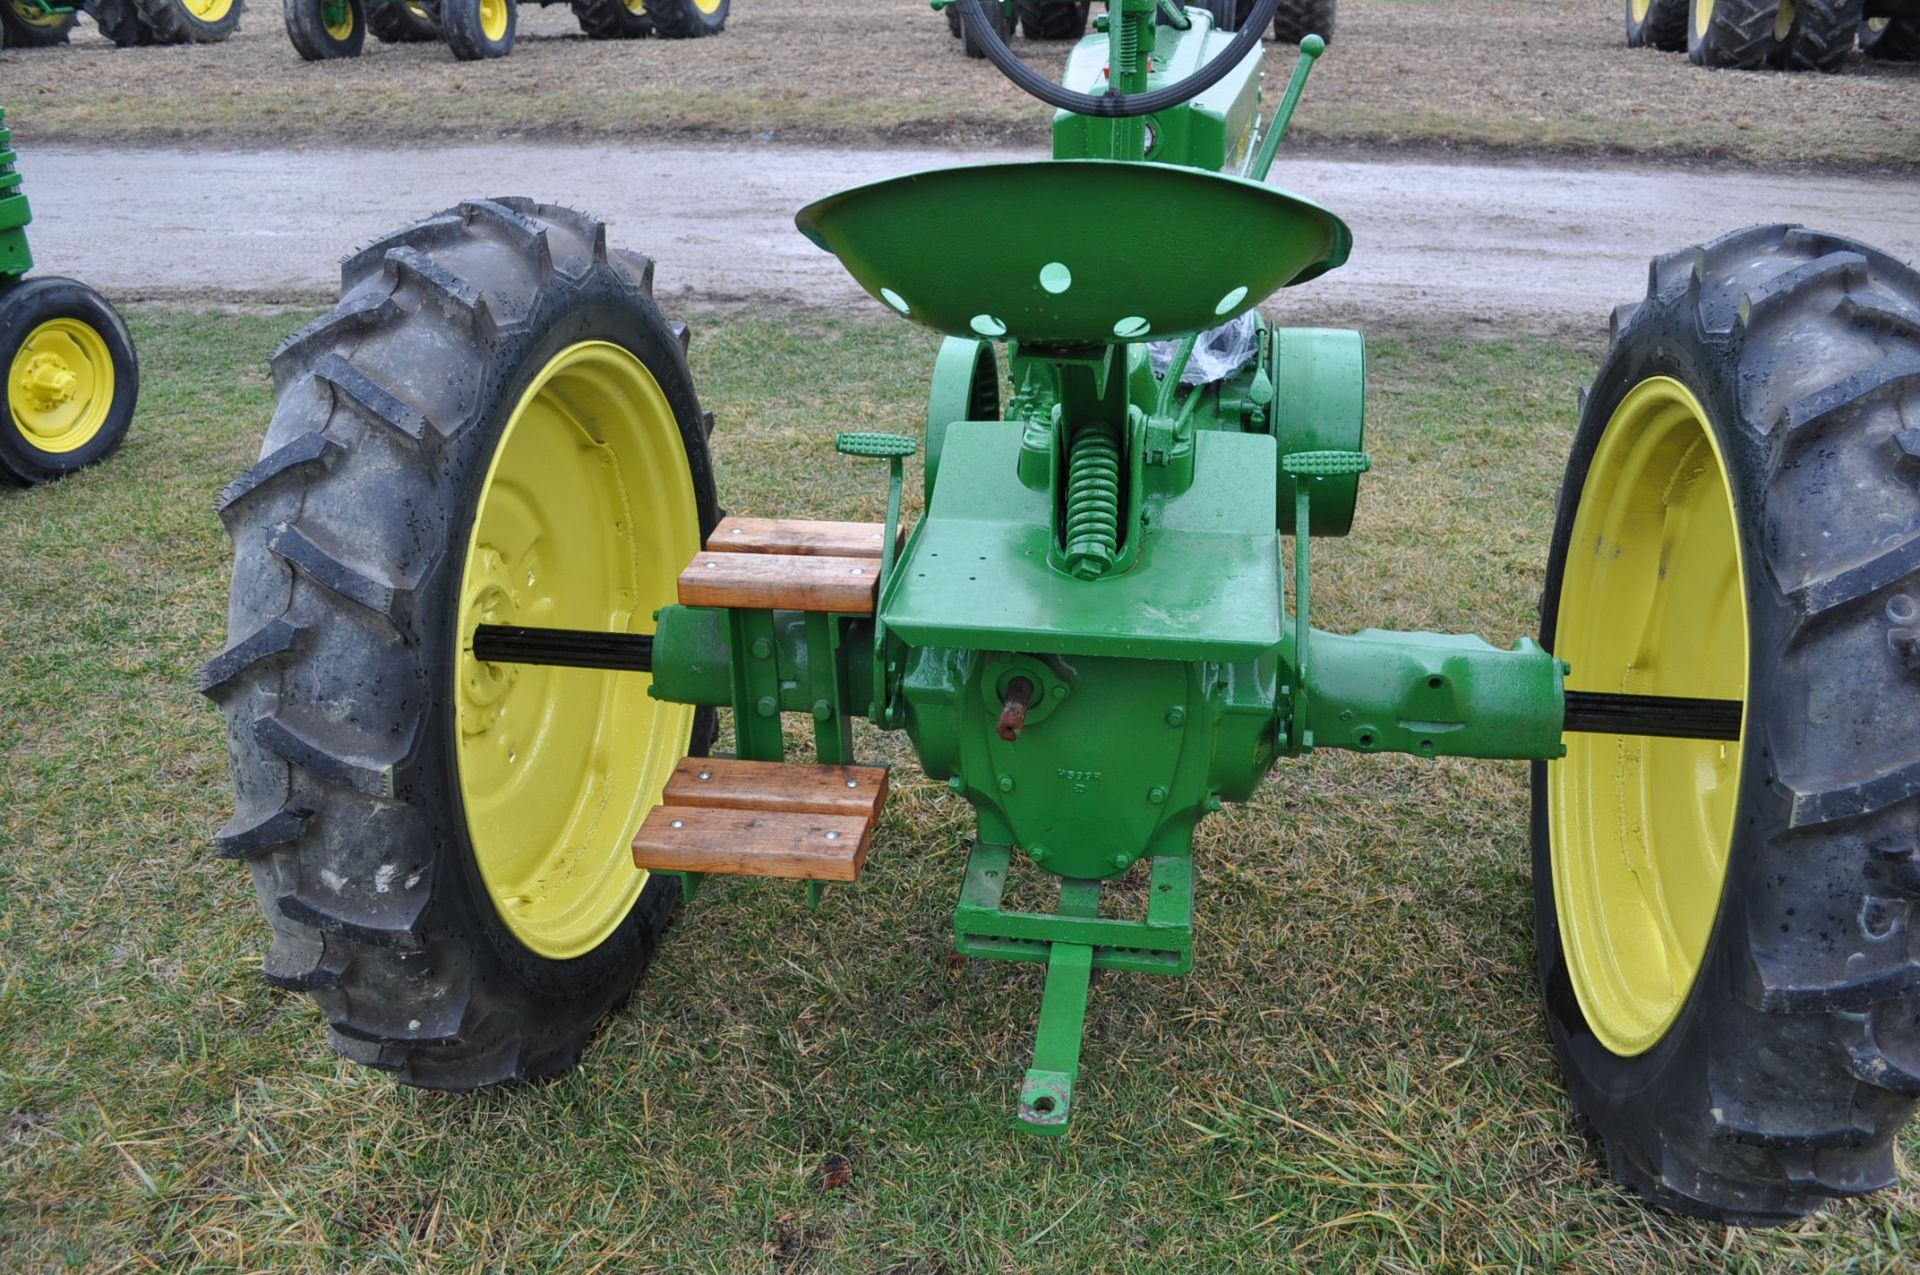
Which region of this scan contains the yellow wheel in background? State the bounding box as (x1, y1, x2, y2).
(645, 0, 726, 37)
(456, 342, 698, 960)
(1548, 377, 1746, 1057)
(0, 278, 139, 486)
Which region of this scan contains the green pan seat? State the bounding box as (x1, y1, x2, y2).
(796, 159, 1351, 346)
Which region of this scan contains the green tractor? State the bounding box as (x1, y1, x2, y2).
(0, 0, 241, 47)
(206, 0, 1920, 1221)
(285, 0, 724, 60)
(1625, 0, 1920, 69)
(0, 108, 139, 486)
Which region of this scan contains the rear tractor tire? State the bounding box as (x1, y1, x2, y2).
(1860, 13, 1920, 57)
(0, 276, 139, 487)
(87, 0, 160, 43)
(1536, 224, 1920, 1222)
(135, 0, 242, 42)
(0, 0, 77, 45)
(645, 0, 722, 38)
(1687, 0, 1786, 66)
(368, 0, 437, 41)
(570, 0, 649, 39)
(284, 0, 362, 57)
(1776, 0, 1863, 70)
(1015, 0, 1088, 39)
(1624, 0, 1688, 49)
(1271, 0, 1334, 44)
(203, 199, 720, 1090)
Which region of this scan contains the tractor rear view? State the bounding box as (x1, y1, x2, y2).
(286, 0, 726, 60)
(1626, 0, 1920, 69)
(206, 0, 1920, 1223)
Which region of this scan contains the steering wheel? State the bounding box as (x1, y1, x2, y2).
(950, 0, 1287, 118)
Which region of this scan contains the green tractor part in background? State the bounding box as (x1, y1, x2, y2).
(0, 0, 241, 47)
(1625, 0, 1920, 69)
(0, 108, 139, 485)
(206, 0, 1920, 1223)
(285, 0, 724, 60)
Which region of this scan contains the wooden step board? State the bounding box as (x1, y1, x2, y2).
(633, 757, 889, 882)
(676, 517, 895, 615)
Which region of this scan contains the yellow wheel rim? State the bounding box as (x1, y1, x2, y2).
(1693, 0, 1714, 39)
(456, 341, 697, 961)
(407, 0, 430, 18)
(693, 0, 721, 13)
(8, 318, 115, 455)
(1630, 0, 1651, 22)
(624, 0, 644, 14)
(1549, 377, 1749, 1057)
(1774, 0, 1799, 41)
(9, 0, 69, 27)
(480, 0, 507, 41)
(323, 0, 354, 38)
(183, 0, 234, 20)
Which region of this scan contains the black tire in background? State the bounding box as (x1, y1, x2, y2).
(1777, 0, 1863, 69)
(570, 0, 648, 38)
(1015, 0, 1088, 39)
(646, 0, 722, 38)
(438, 0, 510, 57)
(202, 199, 720, 1090)
(368, 0, 437, 41)
(1271, 0, 1333, 43)
(1860, 13, 1920, 57)
(88, 0, 160, 43)
(284, 0, 362, 57)
(0, 0, 77, 45)
(1624, 0, 1688, 49)
(961, 0, 1009, 57)
(1534, 224, 1920, 1222)
(1688, 0, 1782, 65)
(136, 0, 243, 42)
(0, 276, 139, 487)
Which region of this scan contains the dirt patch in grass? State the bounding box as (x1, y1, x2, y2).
(2, 307, 1916, 1270)
(0, 0, 1914, 167)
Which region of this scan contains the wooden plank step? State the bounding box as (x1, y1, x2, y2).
(707, 516, 895, 559)
(677, 551, 879, 614)
(632, 807, 873, 882)
(663, 758, 888, 818)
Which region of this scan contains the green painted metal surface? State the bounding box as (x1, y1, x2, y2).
(884, 423, 1281, 660)
(0, 109, 35, 284)
(795, 160, 1350, 345)
(1051, 11, 1260, 171)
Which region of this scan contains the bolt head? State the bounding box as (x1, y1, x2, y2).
(1111, 853, 1129, 869)
(997, 774, 1015, 793)
(755, 696, 778, 717)
(1166, 707, 1186, 727)
(812, 700, 832, 721)
(1148, 786, 1166, 804)
(751, 637, 773, 659)
(1029, 844, 1050, 863)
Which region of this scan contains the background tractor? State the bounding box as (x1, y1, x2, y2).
(0, 0, 241, 46)
(206, 0, 1920, 1223)
(0, 107, 139, 486)
(286, 0, 725, 60)
(1625, 0, 1920, 69)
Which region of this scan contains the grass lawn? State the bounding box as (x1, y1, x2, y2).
(2, 308, 1916, 1271)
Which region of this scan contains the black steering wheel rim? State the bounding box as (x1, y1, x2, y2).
(953, 0, 1286, 119)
